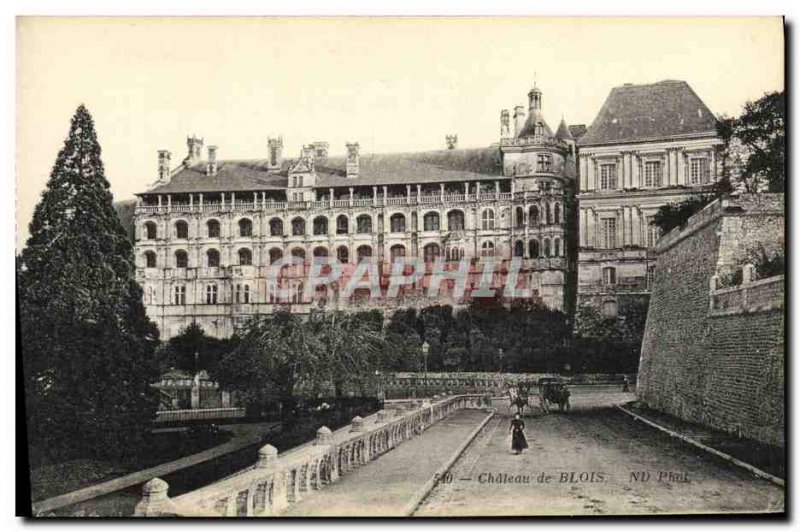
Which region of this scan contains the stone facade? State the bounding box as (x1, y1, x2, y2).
(135, 86, 578, 339)
(637, 194, 784, 447)
(576, 80, 723, 318)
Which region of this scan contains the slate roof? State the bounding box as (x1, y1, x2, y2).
(577, 80, 718, 147)
(142, 147, 505, 195)
(555, 118, 573, 140)
(146, 160, 288, 194)
(517, 109, 555, 139)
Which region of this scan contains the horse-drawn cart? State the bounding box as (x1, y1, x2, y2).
(537, 377, 571, 413)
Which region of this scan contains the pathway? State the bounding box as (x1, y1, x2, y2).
(284, 409, 489, 517)
(415, 394, 784, 516)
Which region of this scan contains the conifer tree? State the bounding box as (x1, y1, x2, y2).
(19, 105, 160, 460)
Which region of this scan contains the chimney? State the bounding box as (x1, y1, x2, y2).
(301, 144, 315, 160)
(157, 150, 171, 183)
(513, 105, 526, 136)
(346, 142, 360, 178)
(445, 134, 458, 150)
(312, 141, 329, 158)
(267, 136, 283, 170)
(184, 135, 203, 167)
(528, 86, 542, 111)
(500, 109, 510, 137)
(206, 145, 218, 176)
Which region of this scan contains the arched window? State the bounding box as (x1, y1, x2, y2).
(390, 244, 406, 260)
(337, 246, 349, 264)
(144, 251, 156, 268)
(144, 221, 157, 240)
(481, 241, 495, 257)
(543, 238, 551, 257)
(529, 239, 540, 258)
(545, 203, 552, 225)
(447, 210, 465, 231)
(515, 206, 525, 228)
(174, 250, 188, 268)
(313, 246, 328, 258)
(291, 247, 306, 260)
(481, 209, 495, 230)
(238, 248, 253, 266)
(528, 206, 539, 227)
(336, 215, 349, 235)
(390, 213, 406, 233)
(207, 248, 220, 267)
(175, 220, 188, 239)
(207, 219, 220, 238)
(423, 243, 440, 262)
(554, 237, 561, 257)
(269, 218, 283, 236)
(291, 217, 306, 236)
(269, 248, 283, 264)
(554, 202, 561, 224)
(313, 216, 328, 235)
(423, 212, 440, 231)
(514, 241, 524, 257)
(356, 215, 372, 234)
(357, 245, 372, 261)
(239, 218, 253, 237)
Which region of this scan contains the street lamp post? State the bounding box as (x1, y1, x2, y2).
(375, 369, 383, 404)
(422, 341, 430, 398)
(498, 348, 505, 373)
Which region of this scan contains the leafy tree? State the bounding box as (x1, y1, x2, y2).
(211, 311, 318, 420)
(19, 105, 160, 461)
(309, 310, 388, 397)
(718, 91, 785, 193)
(650, 194, 716, 235)
(161, 322, 231, 374)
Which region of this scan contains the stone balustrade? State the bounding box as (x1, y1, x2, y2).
(134, 393, 492, 517)
(709, 273, 783, 316)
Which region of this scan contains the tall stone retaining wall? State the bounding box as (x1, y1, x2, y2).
(637, 194, 784, 447)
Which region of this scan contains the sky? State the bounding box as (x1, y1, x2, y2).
(16, 16, 784, 249)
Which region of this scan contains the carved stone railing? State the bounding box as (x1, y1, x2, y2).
(134, 393, 492, 517)
(709, 271, 783, 316)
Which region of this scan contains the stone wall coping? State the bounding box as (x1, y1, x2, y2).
(654, 193, 784, 255)
(711, 274, 784, 296)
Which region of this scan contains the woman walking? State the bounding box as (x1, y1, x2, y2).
(509, 413, 529, 454)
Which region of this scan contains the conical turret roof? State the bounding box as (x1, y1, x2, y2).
(555, 118, 573, 140)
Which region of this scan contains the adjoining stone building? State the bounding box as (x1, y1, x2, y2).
(134, 86, 579, 338)
(637, 194, 784, 447)
(576, 80, 723, 318)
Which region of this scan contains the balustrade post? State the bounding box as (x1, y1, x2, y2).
(134, 478, 175, 517)
(272, 472, 288, 514)
(256, 444, 278, 468)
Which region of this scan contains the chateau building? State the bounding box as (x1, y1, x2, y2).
(575, 80, 723, 317)
(133, 79, 723, 338)
(134, 86, 579, 339)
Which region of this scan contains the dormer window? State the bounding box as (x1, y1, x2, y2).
(535, 123, 544, 136)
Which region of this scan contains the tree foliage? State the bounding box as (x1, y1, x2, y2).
(650, 194, 716, 235)
(210, 309, 390, 416)
(718, 91, 785, 193)
(19, 105, 160, 461)
(159, 322, 232, 374)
